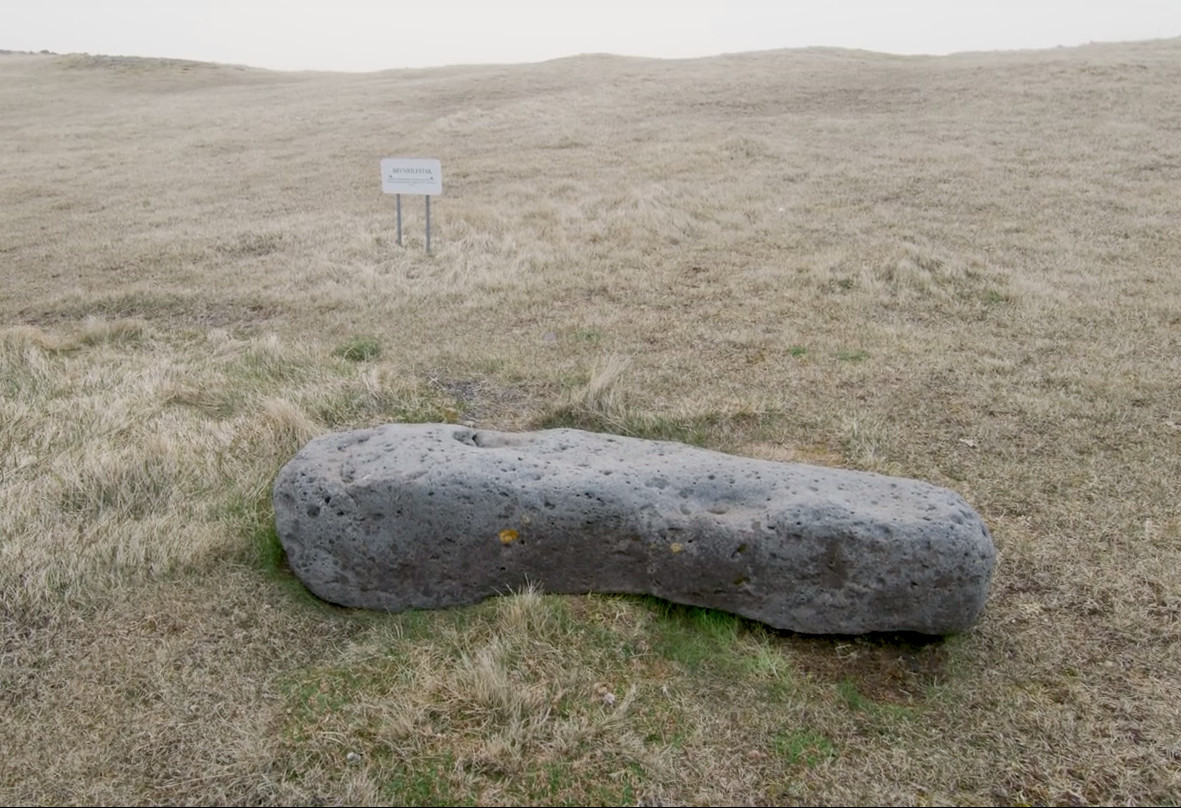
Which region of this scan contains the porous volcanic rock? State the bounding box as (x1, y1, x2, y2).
(273, 423, 995, 635)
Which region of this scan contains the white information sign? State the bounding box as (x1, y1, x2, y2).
(380, 158, 442, 196)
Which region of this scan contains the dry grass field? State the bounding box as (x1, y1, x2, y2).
(2, 38, 1180, 805)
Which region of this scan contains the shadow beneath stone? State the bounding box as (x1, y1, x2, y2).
(628, 593, 952, 704)
(778, 629, 952, 705)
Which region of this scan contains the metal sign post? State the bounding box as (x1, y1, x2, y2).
(380, 158, 442, 253)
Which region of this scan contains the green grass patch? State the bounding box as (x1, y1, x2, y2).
(380, 754, 473, 807)
(235, 498, 284, 575)
(334, 337, 382, 362)
(981, 287, 1012, 305)
(571, 327, 602, 343)
(837, 678, 869, 711)
(646, 600, 746, 671)
(219, 484, 337, 610)
(773, 727, 838, 767)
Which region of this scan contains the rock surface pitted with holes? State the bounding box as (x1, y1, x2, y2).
(273, 423, 995, 634)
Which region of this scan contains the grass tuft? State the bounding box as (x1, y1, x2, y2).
(773, 728, 838, 767)
(535, 355, 782, 449)
(334, 337, 382, 362)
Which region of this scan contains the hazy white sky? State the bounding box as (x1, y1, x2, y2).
(3, 1, 1179, 71)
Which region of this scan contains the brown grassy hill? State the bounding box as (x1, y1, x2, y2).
(2, 39, 1179, 805)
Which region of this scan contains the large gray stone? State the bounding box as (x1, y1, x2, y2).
(273, 423, 995, 635)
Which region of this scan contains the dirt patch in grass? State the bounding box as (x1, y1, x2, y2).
(785, 633, 952, 705)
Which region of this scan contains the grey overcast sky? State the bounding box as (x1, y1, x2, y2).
(3, 1, 1179, 71)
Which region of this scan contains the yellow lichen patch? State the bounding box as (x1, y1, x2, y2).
(499, 529, 519, 545)
(670, 542, 684, 554)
